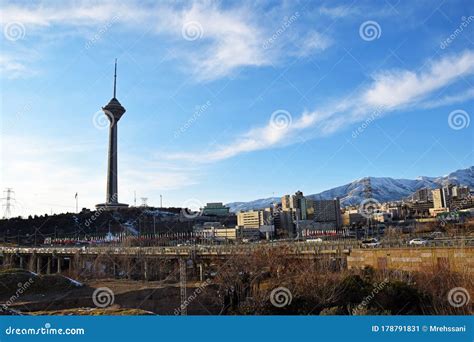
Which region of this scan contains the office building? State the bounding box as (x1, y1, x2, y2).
(237, 210, 270, 228)
(312, 198, 342, 229)
(281, 191, 307, 220)
(202, 202, 230, 217)
(413, 188, 430, 202)
(452, 186, 470, 199)
(432, 187, 451, 209)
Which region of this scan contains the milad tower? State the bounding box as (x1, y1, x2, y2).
(96, 60, 129, 210)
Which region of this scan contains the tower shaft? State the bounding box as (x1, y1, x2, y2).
(106, 122, 118, 203)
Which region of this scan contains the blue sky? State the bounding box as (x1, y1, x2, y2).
(1, 0, 473, 216)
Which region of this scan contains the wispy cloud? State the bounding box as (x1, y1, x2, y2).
(363, 51, 474, 109)
(180, 2, 269, 80)
(0, 54, 33, 79)
(420, 88, 474, 109)
(168, 50, 474, 162)
(291, 31, 332, 58)
(0, 0, 331, 81)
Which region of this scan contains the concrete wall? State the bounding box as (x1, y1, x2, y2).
(347, 247, 473, 273)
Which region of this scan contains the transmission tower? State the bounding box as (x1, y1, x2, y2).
(362, 177, 373, 238)
(363, 177, 373, 199)
(140, 197, 148, 207)
(179, 258, 187, 315)
(2, 188, 15, 219)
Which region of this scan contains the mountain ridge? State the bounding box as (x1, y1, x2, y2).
(226, 166, 474, 212)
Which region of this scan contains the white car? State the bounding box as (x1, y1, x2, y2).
(409, 238, 432, 246)
(306, 238, 323, 243)
(361, 238, 381, 248)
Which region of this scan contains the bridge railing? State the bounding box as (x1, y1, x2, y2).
(0, 238, 472, 256)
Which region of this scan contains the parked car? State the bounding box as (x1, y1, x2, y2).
(361, 238, 381, 248)
(305, 238, 323, 243)
(409, 237, 433, 246)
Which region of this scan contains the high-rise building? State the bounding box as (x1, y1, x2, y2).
(281, 191, 307, 220)
(281, 195, 291, 211)
(312, 198, 342, 229)
(273, 210, 295, 237)
(432, 187, 451, 209)
(413, 188, 430, 202)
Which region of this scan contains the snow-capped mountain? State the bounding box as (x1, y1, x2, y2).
(226, 167, 473, 212)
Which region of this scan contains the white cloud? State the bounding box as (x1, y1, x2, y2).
(0, 55, 32, 79)
(166, 2, 272, 81)
(0, 2, 139, 26)
(420, 88, 474, 109)
(363, 51, 474, 109)
(292, 31, 332, 58)
(0, 1, 331, 81)
(168, 50, 474, 162)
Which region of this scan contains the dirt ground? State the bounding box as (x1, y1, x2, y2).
(1, 272, 220, 315)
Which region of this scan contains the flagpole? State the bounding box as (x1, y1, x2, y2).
(75, 193, 78, 213)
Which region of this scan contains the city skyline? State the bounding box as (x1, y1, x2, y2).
(1, 0, 473, 216)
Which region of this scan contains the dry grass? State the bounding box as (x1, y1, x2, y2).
(211, 246, 473, 315)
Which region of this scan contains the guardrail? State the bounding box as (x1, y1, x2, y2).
(0, 238, 472, 257)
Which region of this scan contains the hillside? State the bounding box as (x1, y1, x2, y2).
(226, 166, 474, 211)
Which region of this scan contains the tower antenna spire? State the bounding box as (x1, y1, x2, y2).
(113, 58, 117, 98)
